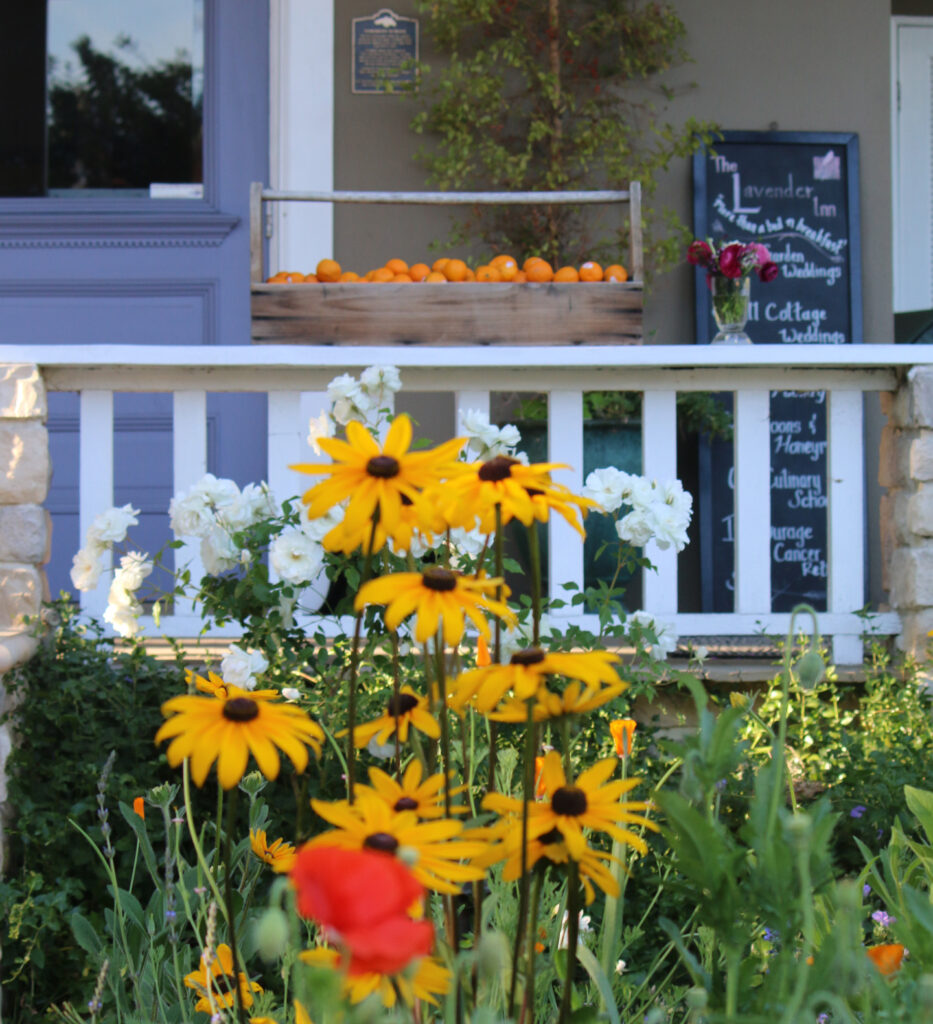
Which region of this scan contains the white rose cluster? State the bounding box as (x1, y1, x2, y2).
(103, 551, 154, 639)
(582, 467, 693, 553)
(169, 474, 278, 577)
(69, 503, 140, 592)
(325, 364, 402, 428)
(220, 643, 269, 690)
(459, 408, 522, 461)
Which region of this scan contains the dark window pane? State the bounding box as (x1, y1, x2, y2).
(0, 1, 203, 197)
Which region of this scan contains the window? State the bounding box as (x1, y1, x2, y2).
(0, 0, 203, 198)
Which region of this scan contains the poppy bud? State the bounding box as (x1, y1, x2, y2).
(796, 649, 825, 690)
(255, 906, 290, 962)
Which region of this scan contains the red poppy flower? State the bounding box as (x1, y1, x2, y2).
(866, 943, 905, 976)
(292, 845, 434, 975)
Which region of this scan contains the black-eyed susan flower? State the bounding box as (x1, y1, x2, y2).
(300, 947, 451, 1008)
(250, 829, 297, 873)
(293, 415, 465, 541)
(324, 493, 446, 557)
(610, 718, 637, 758)
(188, 668, 230, 698)
(308, 792, 487, 894)
(477, 817, 621, 903)
(183, 943, 263, 1013)
(487, 679, 628, 722)
(155, 685, 324, 789)
(483, 751, 655, 862)
(526, 480, 597, 539)
(349, 686, 439, 749)
(359, 761, 467, 819)
(355, 567, 515, 645)
(450, 648, 623, 713)
(436, 455, 576, 534)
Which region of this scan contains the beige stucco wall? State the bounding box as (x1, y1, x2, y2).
(333, 0, 894, 344)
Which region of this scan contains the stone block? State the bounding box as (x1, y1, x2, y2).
(910, 367, 933, 428)
(879, 424, 911, 489)
(911, 432, 933, 481)
(909, 486, 933, 537)
(880, 493, 896, 592)
(0, 422, 50, 504)
(896, 608, 933, 657)
(0, 505, 49, 563)
(894, 489, 913, 545)
(0, 565, 42, 627)
(0, 364, 46, 422)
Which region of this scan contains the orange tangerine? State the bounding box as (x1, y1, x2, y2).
(392, 273, 414, 283)
(604, 264, 629, 282)
(444, 258, 470, 282)
(266, 271, 290, 283)
(463, 267, 476, 282)
(512, 269, 528, 283)
(315, 258, 341, 283)
(424, 271, 447, 283)
(338, 271, 361, 282)
(409, 262, 431, 282)
(475, 264, 503, 282)
(554, 266, 580, 282)
(304, 274, 320, 283)
(523, 256, 545, 271)
(370, 267, 394, 282)
(525, 259, 554, 283)
(491, 255, 519, 280)
(579, 261, 603, 282)
(385, 257, 409, 275)
(432, 257, 451, 273)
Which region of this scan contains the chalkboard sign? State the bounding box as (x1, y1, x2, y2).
(692, 132, 862, 613)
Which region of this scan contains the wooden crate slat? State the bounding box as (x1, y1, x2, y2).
(251, 281, 643, 346)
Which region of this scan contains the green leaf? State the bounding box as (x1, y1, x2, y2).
(905, 785, 933, 846)
(575, 942, 622, 1024)
(118, 802, 161, 885)
(69, 911, 102, 957)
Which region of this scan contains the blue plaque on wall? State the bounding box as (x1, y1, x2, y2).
(352, 9, 418, 94)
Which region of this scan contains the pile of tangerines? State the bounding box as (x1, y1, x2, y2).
(265, 254, 630, 284)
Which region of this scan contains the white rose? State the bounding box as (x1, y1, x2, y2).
(220, 644, 268, 690)
(360, 364, 401, 407)
(169, 490, 214, 539)
(307, 411, 335, 455)
(582, 467, 629, 514)
(116, 551, 153, 592)
(221, 483, 277, 531)
(70, 548, 103, 592)
(301, 503, 344, 543)
(270, 528, 324, 584)
(627, 611, 677, 660)
(616, 509, 655, 548)
(498, 423, 522, 449)
(657, 479, 693, 520)
(448, 526, 487, 559)
(200, 525, 239, 576)
(618, 473, 655, 510)
(87, 504, 139, 546)
(195, 473, 240, 510)
(104, 600, 142, 639)
(281, 687, 302, 701)
(327, 374, 365, 425)
(649, 502, 690, 552)
(460, 408, 492, 437)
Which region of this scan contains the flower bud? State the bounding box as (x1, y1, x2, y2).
(685, 986, 708, 1010)
(474, 929, 511, 983)
(238, 771, 268, 798)
(148, 783, 178, 809)
(796, 649, 825, 691)
(254, 906, 290, 962)
(784, 813, 813, 850)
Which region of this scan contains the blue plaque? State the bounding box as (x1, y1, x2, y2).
(352, 9, 419, 94)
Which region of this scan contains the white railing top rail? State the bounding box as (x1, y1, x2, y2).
(5, 343, 933, 394)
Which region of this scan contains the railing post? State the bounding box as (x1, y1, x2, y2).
(79, 391, 114, 621)
(641, 390, 678, 617)
(548, 389, 585, 613)
(734, 389, 772, 614)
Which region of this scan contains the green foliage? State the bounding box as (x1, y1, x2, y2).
(410, 0, 718, 271)
(0, 602, 185, 1022)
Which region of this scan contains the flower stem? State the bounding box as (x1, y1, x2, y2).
(222, 787, 248, 1024)
(508, 698, 538, 1017)
(527, 520, 541, 645)
(557, 861, 581, 1024)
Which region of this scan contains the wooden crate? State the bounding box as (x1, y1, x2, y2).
(249, 183, 643, 346)
(251, 279, 643, 346)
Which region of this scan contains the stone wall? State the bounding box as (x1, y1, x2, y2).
(881, 366, 933, 657)
(0, 364, 49, 879)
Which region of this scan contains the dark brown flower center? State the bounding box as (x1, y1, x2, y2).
(526, 487, 545, 498)
(421, 566, 457, 592)
(213, 971, 240, 994)
(538, 827, 564, 846)
(364, 832, 400, 853)
(367, 454, 400, 479)
(223, 697, 259, 722)
(551, 785, 587, 817)
(478, 455, 519, 481)
(394, 796, 419, 812)
(387, 692, 419, 716)
(510, 647, 546, 666)
(401, 493, 414, 506)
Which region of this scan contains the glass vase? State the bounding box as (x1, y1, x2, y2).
(710, 275, 752, 345)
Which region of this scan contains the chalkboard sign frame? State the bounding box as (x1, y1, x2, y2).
(692, 130, 863, 344)
(691, 131, 863, 614)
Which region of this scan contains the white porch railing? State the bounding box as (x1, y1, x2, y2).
(8, 342, 929, 664)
